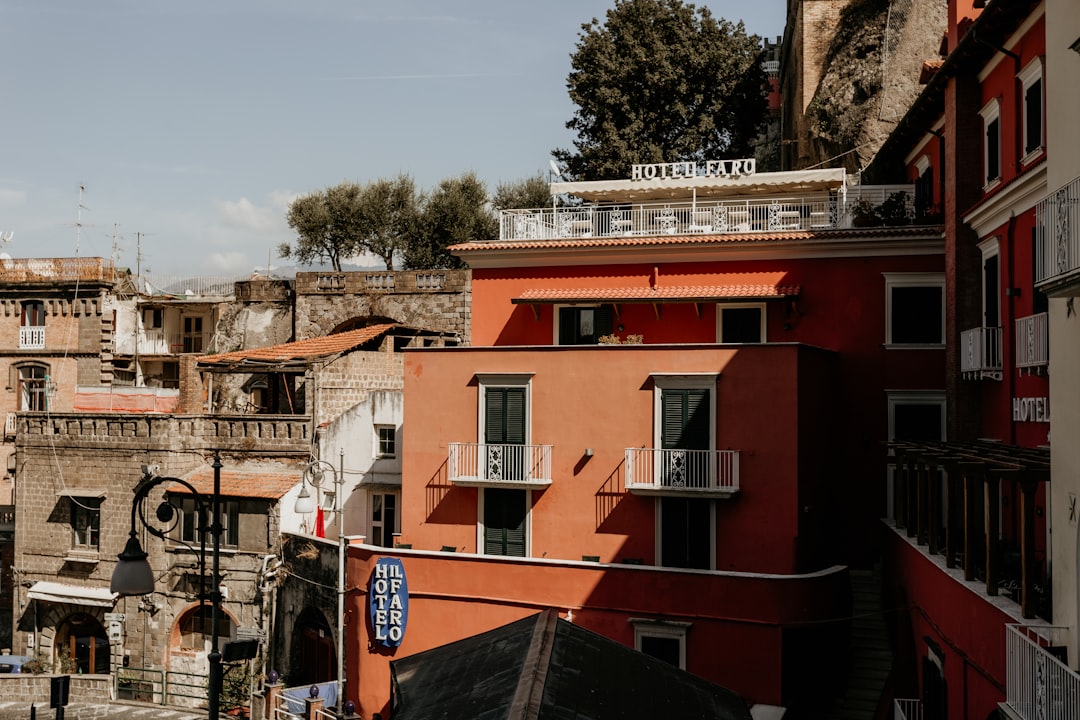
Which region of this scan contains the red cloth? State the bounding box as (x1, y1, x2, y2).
(315, 507, 326, 538)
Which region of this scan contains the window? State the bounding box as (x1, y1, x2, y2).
(1018, 59, 1044, 160)
(979, 237, 1000, 328)
(21, 301, 44, 328)
(632, 619, 690, 669)
(370, 492, 398, 547)
(556, 305, 612, 345)
(483, 386, 527, 482)
(376, 425, 396, 458)
(178, 606, 234, 652)
(884, 273, 945, 346)
(174, 496, 239, 548)
(71, 498, 101, 551)
(143, 307, 163, 329)
(18, 364, 48, 411)
(653, 376, 716, 568)
(914, 155, 935, 218)
(183, 316, 204, 353)
(717, 303, 765, 343)
(482, 487, 527, 557)
(980, 99, 1001, 188)
(886, 392, 945, 520)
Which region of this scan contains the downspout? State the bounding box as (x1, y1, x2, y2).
(1006, 211, 1018, 445)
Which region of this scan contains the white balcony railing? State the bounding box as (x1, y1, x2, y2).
(18, 326, 44, 350)
(960, 326, 1003, 380)
(125, 330, 213, 355)
(1015, 313, 1049, 372)
(1035, 174, 1080, 285)
(1005, 624, 1080, 720)
(893, 698, 922, 720)
(624, 448, 740, 497)
(448, 442, 553, 488)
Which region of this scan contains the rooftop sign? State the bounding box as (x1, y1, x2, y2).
(631, 159, 756, 181)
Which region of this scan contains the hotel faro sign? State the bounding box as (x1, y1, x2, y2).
(368, 557, 408, 648)
(631, 159, 756, 181)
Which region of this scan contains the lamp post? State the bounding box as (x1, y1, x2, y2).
(295, 449, 347, 719)
(111, 451, 224, 720)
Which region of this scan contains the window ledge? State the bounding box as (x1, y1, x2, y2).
(983, 177, 1002, 193)
(1021, 148, 1045, 167)
(167, 545, 239, 556)
(64, 551, 100, 564)
(884, 343, 945, 350)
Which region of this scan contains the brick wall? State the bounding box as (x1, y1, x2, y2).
(314, 342, 404, 428)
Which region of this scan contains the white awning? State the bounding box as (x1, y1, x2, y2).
(551, 168, 846, 203)
(27, 581, 116, 607)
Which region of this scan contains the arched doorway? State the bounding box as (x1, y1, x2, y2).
(56, 613, 110, 674)
(292, 607, 335, 685)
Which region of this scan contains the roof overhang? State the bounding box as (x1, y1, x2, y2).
(58, 488, 106, 499)
(551, 168, 846, 203)
(27, 581, 116, 607)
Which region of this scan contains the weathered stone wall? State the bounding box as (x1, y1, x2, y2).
(0, 673, 111, 704)
(294, 270, 471, 343)
(313, 342, 404, 428)
(272, 533, 338, 686)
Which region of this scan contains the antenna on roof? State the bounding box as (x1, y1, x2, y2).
(549, 159, 563, 181)
(0, 231, 12, 245)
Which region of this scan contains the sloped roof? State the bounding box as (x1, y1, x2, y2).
(391, 610, 752, 720)
(550, 168, 846, 203)
(513, 273, 800, 304)
(168, 463, 302, 500)
(198, 324, 397, 371)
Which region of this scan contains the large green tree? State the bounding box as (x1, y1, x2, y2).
(280, 181, 366, 271)
(359, 174, 419, 270)
(492, 174, 552, 212)
(404, 172, 498, 270)
(553, 0, 769, 181)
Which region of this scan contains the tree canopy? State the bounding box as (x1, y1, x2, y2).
(553, 0, 769, 181)
(404, 172, 497, 270)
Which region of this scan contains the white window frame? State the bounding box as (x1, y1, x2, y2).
(978, 236, 1001, 328)
(631, 618, 691, 670)
(979, 98, 1002, 191)
(883, 272, 946, 348)
(715, 302, 766, 344)
(375, 424, 397, 459)
(1018, 58, 1044, 164)
(476, 373, 534, 557)
(914, 155, 931, 176)
(369, 490, 400, 548)
(553, 304, 606, 345)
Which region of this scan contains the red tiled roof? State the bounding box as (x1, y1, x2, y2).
(450, 225, 943, 254)
(514, 278, 799, 304)
(169, 466, 301, 500)
(199, 324, 396, 367)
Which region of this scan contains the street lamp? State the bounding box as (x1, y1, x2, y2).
(111, 451, 225, 720)
(294, 449, 347, 719)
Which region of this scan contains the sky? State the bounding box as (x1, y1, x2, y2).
(0, 1, 786, 278)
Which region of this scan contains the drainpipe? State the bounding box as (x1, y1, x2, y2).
(1006, 211, 1018, 445)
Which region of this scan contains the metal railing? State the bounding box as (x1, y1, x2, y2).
(624, 448, 740, 494)
(1005, 624, 1080, 720)
(448, 442, 553, 486)
(1035, 174, 1080, 284)
(894, 698, 922, 720)
(141, 274, 241, 297)
(18, 326, 44, 349)
(960, 326, 1003, 378)
(1015, 312, 1049, 370)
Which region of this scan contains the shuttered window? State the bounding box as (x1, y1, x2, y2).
(485, 387, 526, 445)
(661, 389, 710, 451)
(483, 488, 526, 557)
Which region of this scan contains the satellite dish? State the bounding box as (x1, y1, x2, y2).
(549, 159, 563, 178)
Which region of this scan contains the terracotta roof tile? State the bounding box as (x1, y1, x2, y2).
(515, 275, 799, 303)
(199, 324, 396, 367)
(169, 465, 301, 500)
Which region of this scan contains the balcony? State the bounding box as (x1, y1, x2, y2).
(893, 699, 921, 720)
(960, 326, 1003, 380)
(624, 448, 740, 498)
(498, 185, 917, 242)
(448, 442, 553, 489)
(1035, 174, 1080, 293)
(18, 326, 44, 350)
(130, 329, 213, 355)
(1002, 625, 1079, 720)
(1015, 313, 1049, 374)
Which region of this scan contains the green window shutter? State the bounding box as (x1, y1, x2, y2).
(661, 389, 710, 450)
(485, 387, 526, 444)
(484, 488, 527, 557)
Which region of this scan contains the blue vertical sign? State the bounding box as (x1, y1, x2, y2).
(368, 557, 408, 648)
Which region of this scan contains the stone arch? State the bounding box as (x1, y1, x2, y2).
(166, 601, 240, 671)
(34, 602, 120, 674)
(290, 606, 336, 686)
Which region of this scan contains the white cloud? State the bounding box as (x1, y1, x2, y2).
(214, 197, 280, 232)
(204, 251, 251, 274)
(0, 189, 28, 207)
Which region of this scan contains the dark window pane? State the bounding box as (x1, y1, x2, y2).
(894, 404, 943, 442)
(1025, 79, 1042, 154)
(558, 306, 613, 345)
(641, 635, 681, 667)
(986, 118, 1000, 182)
(660, 497, 711, 569)
(484, 488, 526, 557)
(891, 286, 943, 344)
(721, 307, 762, 343)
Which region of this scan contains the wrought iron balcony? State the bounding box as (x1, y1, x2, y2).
(1015, 313, 1048, 373)
(1035, 174, 1080, 290)
(448, 442, 553, 488)
(18, 326, 44, 350)
(1004, 625, 1080, 720)
(960, 326, 1003, 380)
(624, 448, 740, 498)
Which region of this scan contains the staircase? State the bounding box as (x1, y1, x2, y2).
(829, 565, 893, 720)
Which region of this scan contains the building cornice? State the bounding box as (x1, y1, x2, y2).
(963, 165, 1047, 238)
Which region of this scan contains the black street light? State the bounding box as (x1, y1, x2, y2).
(111, 451, 224, 720)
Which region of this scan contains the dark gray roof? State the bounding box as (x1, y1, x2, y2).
(390, 610, 752, 720)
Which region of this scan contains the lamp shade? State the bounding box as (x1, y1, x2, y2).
(110, 534, 155, 596)
(294, 485, 316, 514)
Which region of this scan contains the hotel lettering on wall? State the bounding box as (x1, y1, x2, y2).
(630, 159, 756, 181)
(368, 558, 408, 648)
(1012, 397, 1050, 423)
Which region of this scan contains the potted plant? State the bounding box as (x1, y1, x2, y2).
(878, 191, 912, 226)
(851, 198, 881, 227)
